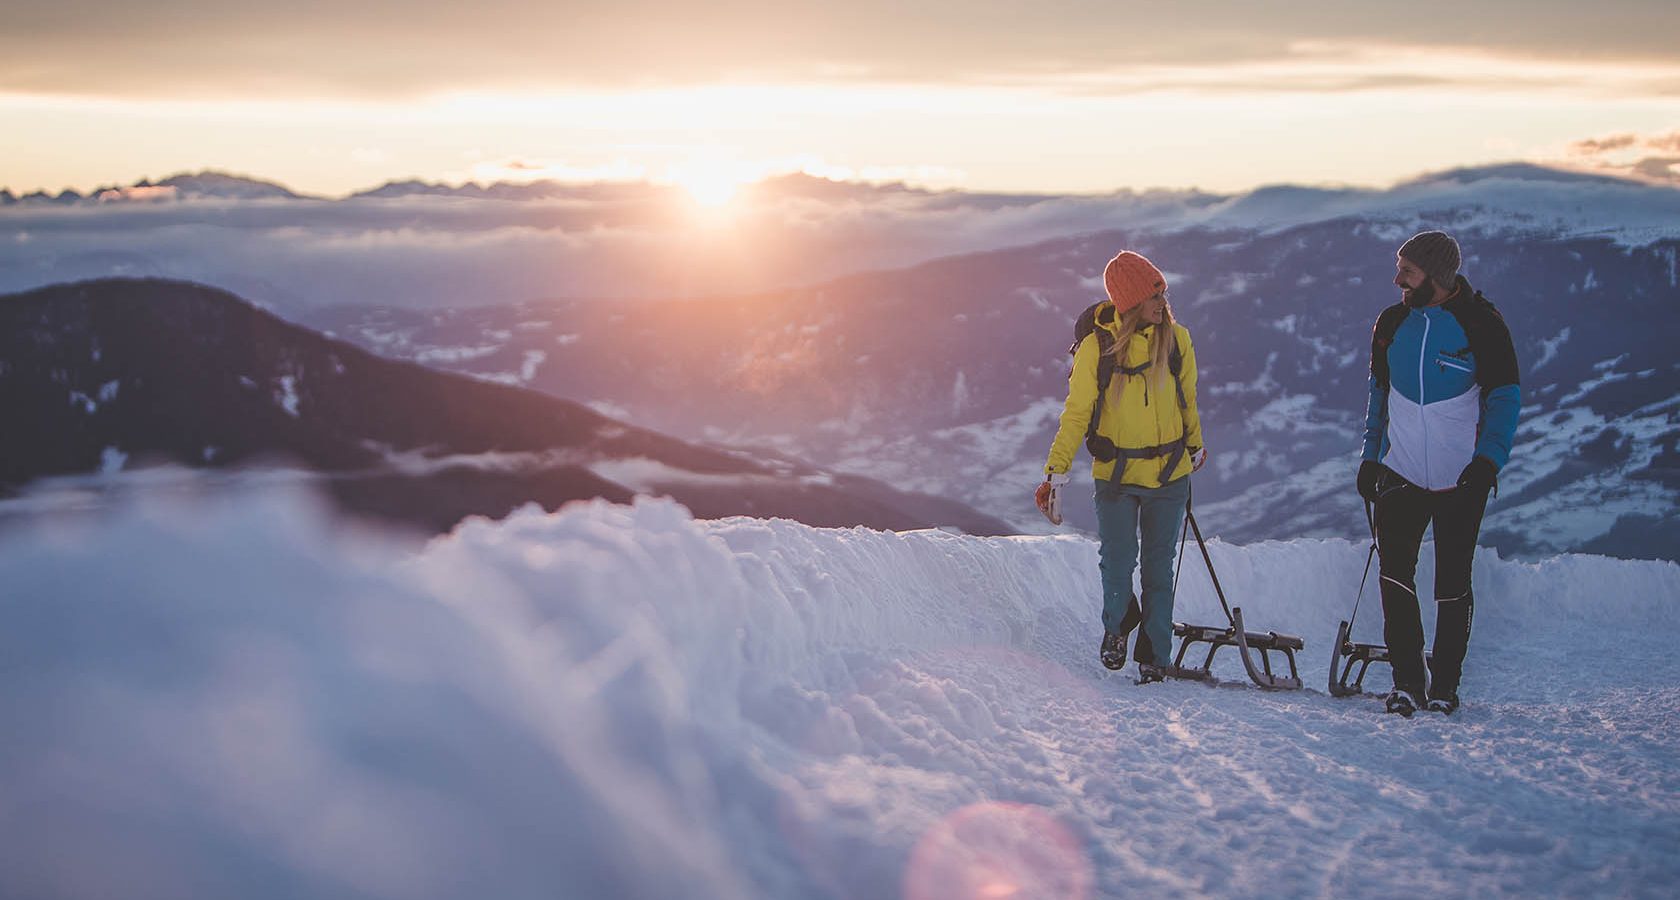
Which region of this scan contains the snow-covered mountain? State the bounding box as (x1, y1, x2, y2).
(0, 278, 1009, 535)
(2, 170, 306, 205)
(5, 488, 1676, 898)
(304, 207, 1680, 561)
(147, 171, 306, 202)
(15, 163, 1673, 313)
(345, 178, 679, 202)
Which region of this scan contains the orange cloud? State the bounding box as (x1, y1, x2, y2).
(1570, 134, 1639, 155)
(6, 2, 1680, 100)
(1563, 128, 1680, 183)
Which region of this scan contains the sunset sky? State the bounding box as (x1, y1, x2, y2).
(5, 0, 1679, 198)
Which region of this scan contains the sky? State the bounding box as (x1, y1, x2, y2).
(4, 1, 1680, 197)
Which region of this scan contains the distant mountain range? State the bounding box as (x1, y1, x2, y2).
(0, 279, 1011, 535)
(4, 165, 1676, 558)
(6, 163, 1678, 310)
(1, 171, 305, 205)
(0, 169, 1057, 206)
(303, 217, 1680, 561)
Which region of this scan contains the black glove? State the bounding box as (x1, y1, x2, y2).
(1357, 460, 1388, 503)
(1456, 456, 1498, 493)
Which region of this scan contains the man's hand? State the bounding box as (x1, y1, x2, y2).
(1035, 473, 1070, 525)
(1357, 460, 1388, 503)
(1189, 446, 1208, 473)
(1456, 456, 1498, 493)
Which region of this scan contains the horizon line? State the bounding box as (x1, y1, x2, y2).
(2, 159, 1665, 204)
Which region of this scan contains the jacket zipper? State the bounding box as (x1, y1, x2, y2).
(1418, 311, 1431, 481)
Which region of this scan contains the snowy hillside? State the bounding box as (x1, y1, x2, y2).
(306, 223, 1680, 562)
(5, 487, 1677, 899)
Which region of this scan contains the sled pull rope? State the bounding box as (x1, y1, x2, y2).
(1177, 484, 1235, 628)
(1347, 499, 1379, 632)
(1185, 508, 1237, 628)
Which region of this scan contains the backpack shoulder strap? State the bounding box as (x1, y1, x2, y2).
(1093, 327, 1116, 390)
(1370, 303, 1409, 391)
(1070, 301, 1118, 401)
(1069, 303, 1119, 449)
(1168, 326, 1188, 410)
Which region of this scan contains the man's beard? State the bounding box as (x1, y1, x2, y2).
(1402, 279, 1437, 308)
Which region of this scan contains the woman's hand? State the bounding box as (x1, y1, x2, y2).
(1035, 474, 1069, 525)
(1190, 446, 1208, 472)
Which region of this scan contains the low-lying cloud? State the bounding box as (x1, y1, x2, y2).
(0, 178, 1217, 310)
(5, 161, 1679, 314)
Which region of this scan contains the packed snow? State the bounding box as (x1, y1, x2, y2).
(2, 485, 1677, 899)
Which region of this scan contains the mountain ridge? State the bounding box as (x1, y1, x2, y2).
(0, 277, 1012, 535)
(6, 161, 1667, 207)
(302, 224, 1680, 561)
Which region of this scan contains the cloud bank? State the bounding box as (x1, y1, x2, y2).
(4, 162, 1678, 313)
(5, 2, 1679, 98)
(0, 176, 1216, 309)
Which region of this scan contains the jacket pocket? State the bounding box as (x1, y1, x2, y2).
(1435, 352, 1473, 374)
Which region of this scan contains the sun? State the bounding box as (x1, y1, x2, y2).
(666, 160, 754, 210)
(678, 172, 743, 208)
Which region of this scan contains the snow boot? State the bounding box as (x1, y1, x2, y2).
(1425, 692, 1459, 716)
(1384, 688, 1422, 717)
(1135, 662, 1165, 685)
(1100, 631, 1127, 671)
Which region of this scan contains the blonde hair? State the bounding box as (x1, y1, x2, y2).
(1103, 298, 1177, 406)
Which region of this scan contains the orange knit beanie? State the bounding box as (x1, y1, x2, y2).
(1102, 251, 1166, 313)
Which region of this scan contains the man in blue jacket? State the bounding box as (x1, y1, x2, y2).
(1357, 231, 1521, 717)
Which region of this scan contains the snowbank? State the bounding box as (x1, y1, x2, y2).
(2, 487, 1676, 899)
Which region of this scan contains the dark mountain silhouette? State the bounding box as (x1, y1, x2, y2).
(0, 278, 1011, 535)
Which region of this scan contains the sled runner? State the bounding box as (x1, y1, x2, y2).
(1165, 504, 1304, 691)
(1329, 618, 1386, 697)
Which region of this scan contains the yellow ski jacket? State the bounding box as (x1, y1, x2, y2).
(1044, 312, 1203, 487)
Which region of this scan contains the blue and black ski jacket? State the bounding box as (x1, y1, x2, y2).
(1361, 276, 1521, 491)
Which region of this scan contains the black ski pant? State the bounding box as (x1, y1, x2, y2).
(1373, 472, 1489, 698)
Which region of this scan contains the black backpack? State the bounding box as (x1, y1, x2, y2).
(1069, 302, 1187, 463)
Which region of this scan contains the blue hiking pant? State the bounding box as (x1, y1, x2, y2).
(1094, 474, 1190, 666)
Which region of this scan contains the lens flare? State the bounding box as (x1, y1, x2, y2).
(903, 802, 1092, 900)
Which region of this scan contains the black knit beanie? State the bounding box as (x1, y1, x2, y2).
(1398, 231, 1461, 286)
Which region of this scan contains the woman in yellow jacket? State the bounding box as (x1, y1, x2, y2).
(1035, 250, 1206, 682)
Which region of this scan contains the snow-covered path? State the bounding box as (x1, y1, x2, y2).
(879, 649, 1680, 898)
(2, 487, 1676, 899)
